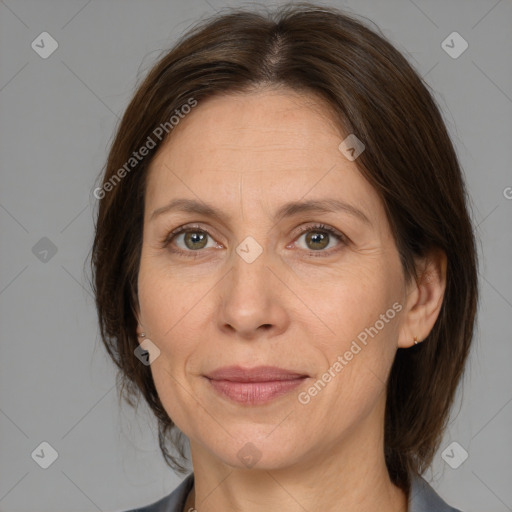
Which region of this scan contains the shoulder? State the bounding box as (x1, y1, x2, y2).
(122, 473, 194, 512)
(408, 474, 463, 512)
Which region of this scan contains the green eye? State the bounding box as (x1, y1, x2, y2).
(294, 224, 346, 254)
(182, 230, 209, 250)
(302, 230, 330, 250)
(161, 223, 346, 258)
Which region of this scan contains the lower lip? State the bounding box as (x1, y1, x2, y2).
(206, 377, 308, 405)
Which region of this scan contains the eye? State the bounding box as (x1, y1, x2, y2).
(292, 223, 346, 255)
(160, 224, 220, 256)
(160, 223, 346, 258)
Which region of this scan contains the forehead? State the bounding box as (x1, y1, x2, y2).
(155, 89, 341, 162)
(145, 89, 381, 222)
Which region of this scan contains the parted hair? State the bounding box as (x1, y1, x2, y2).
(90, 2, 478, 492)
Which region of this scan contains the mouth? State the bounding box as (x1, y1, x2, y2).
(204, 365, 310, 405)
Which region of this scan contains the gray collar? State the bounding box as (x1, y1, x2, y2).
(408, 474, 462, 512)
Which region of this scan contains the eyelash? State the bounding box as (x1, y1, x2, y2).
(159, 223, 347, 258)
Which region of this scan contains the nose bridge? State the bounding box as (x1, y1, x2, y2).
(217, 235, 287, 336)
(227, 236, 271, 308)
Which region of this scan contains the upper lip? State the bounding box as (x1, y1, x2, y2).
(205, 365, 309, 382)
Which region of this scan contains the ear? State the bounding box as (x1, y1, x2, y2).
(397, 248, 447, 348)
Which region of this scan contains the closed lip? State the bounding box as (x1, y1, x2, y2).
(205, 365, 309, 382)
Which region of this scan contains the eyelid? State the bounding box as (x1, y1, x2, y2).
(292, 223, 346, 242)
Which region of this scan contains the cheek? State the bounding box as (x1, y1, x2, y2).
(137, 255, 216, 387)
(300, 261, 400, 343)
(138, 254, 196, 338)
(299, 296, 400, 436)
(302, 265, 402, 401)
(137, 262, 201, 431)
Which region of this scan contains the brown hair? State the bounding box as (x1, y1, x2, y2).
(90, 2, 478, 491)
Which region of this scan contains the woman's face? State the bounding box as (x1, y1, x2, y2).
(137, 89, 410, 471)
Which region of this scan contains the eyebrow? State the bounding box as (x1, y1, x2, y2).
(150, 197, 371, 225)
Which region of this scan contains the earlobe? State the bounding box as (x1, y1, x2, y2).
(397, 248, 447, 349)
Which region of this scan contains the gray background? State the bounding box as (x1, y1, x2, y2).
(0, 0, 511, 510)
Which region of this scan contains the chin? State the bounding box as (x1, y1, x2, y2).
(213, 431, 307, 472)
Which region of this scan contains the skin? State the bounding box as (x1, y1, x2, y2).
(136, 87, 447, 512)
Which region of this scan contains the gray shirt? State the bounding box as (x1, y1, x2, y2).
(125, 473, 462, 512)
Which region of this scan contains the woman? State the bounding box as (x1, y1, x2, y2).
(91, 3, 478, 511)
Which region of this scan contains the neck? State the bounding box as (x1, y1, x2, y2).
(184, 397, 408, 512)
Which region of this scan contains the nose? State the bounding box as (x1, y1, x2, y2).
(217, 248, 290, 340)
